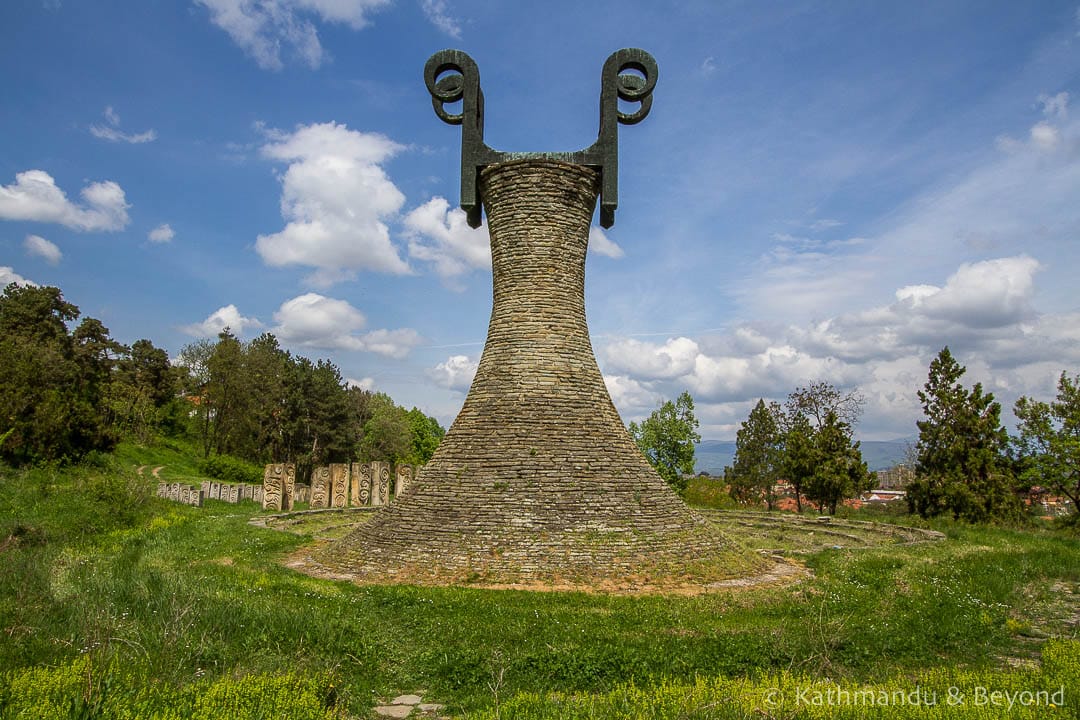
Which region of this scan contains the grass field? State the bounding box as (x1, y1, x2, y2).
(2, 444, 1079, 718)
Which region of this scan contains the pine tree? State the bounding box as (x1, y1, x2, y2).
(728, 399, 782, 508)
(803, 411, 873, 514)
(908, 347, 1019, 522)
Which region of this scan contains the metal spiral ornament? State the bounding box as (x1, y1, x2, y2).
(424, 48, 657, 228)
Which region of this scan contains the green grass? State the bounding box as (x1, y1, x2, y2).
(112, 439, 210, 483)
(2, 450, 1080, 718)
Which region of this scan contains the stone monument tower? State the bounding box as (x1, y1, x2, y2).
(310, 50, 753, 586)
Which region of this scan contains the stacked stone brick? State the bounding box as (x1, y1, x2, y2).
(311, 161, 749, 585)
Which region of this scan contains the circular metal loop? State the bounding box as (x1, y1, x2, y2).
(603, 48, 657, 126)
(431, 74, 464, 125)
(424, 49, 478, 127)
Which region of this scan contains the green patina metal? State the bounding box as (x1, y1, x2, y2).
(423, 48, 657, 228)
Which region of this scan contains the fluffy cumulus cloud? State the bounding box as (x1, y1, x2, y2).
(181, 304, 264, 338)
(89, 106, 156, 144)
(0, 266, 36, 287)
(24, 234, 62, 264)
(0, 170, 130, 231)
(601, 255, 1076, 440)
(271, 292, 420, 357)
(795, 256, 1042, 362)
(602, 374, 659, 415)
(588, 226, 624, 259)
(256, 122, 409, 286)
(404, 196, 489, 285)
(148, 223, 175, 243)
(195, 0, 391, 70)
(428, 354, 477, 392)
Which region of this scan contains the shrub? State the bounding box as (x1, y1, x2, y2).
(0, 658, 344, 720)
(198, 454, 263, 485)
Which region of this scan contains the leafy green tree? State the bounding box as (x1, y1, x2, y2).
(406, 407, 445, 464)
(205, 329, 247, 457)
(280, 356, 355, 468)
(357, 392, 411, 463)
(1014, 371, 1080, 514)
(802, 411, 873, 514)
(110, 338, 179, 443)
(728, 399, 783, 508)
(242, 333, 289, 460)
(177, 338, 215, 452)
(629, 390, 701, 492)
(0, 284, 118, 464)
(907, 347, 1019, 522)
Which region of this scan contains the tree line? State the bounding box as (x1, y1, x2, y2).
(0, 283, 444, 472)
(725, 382, 872, 514)
(723, 346, 1079, 523)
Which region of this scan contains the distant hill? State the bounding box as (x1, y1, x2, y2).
(694, 438, 911, 476)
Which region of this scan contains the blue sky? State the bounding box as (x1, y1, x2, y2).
(2, 1, 1079, 441)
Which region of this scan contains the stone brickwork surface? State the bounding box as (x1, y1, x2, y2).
(311, 160, 750, 585)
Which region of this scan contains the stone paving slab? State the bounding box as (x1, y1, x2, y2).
(372, 692, 446, 718)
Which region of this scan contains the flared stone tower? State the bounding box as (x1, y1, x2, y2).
(309, 50, 755, 586)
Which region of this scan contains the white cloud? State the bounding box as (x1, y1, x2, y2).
(271, 292, 420, 357)
(90, 126, 157, 144)
(0, 266, 36, 288)
(256, 122, 409, 284)
(700, 56, 717, 76)
(603, 374, 659, 414)
(346, 376, 376, 391)
(428, 354, 477, 392)
(603, 336, 700, 379)
(599, 255, 1072, 439)
(24, 234, 62, 265)
(1030, 121, 1060, 151)
(420, 0, 461, 37)
(1038, 91, 1069, 120)
(148, 223, 175, 243)
(181, 304, 264, 338)
(195, 0, 391, 70)
(899, 256, 1040, 329)
(89, 106, 156, 144)
(404, 196, 489, 284)
(588, 226, 624, 259)
(0, 170, 130, 231)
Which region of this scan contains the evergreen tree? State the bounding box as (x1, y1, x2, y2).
(779, 411, 816, 513)
(776, 382, 867, 513)
(803, 411, 873, 514)
(629, 391, 701, 492)
(908, 347, 1019, 522)
(728, 399, 783, 508)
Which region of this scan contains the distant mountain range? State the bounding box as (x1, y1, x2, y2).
(694, 438, 912, 476)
